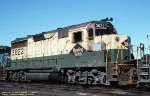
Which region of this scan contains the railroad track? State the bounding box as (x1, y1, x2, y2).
(0, 82, 150, 96)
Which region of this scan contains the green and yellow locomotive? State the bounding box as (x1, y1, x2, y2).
(6, 18, 137, 86)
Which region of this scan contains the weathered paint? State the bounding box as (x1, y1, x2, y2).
(9, 48, 130, 71)
(9, 51, 105, 70)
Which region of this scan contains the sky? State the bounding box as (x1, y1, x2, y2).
(0, 0, 150, 51)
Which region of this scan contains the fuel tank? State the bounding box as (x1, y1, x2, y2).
(25, 72, 63, 82)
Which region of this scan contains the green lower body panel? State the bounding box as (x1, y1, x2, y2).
(8, 49, 130, 70)
(8, 51, 105, 70)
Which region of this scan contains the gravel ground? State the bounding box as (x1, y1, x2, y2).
(0, 82, 149, 96)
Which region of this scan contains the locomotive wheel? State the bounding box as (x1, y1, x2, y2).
(63, 75, 68, 83)
(88, 77, 93, 85)
(12, 72, 19, 82)
(20, 72, 27, 82)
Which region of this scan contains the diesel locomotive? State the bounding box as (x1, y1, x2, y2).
(0, 46, 11, 80)
(1, 18, 139, 86)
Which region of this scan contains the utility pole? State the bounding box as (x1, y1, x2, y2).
(147, 35, 150, 55)
(137, 46, 139, 74)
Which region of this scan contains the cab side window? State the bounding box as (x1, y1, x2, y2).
(73, 31, 82, 43)
(95, 29, 103, 36)
(88, 28, 93, 37)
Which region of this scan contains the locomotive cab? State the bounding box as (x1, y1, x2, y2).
(85, 19, 132, 63)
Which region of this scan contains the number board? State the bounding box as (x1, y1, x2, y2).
(11, 47, 24, 56)
(95, 23, 107, 29)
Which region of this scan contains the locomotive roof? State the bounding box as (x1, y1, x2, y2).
(12, 20, 117, 43)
